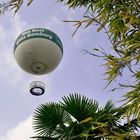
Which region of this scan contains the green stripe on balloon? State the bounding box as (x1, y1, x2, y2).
(14, 28, 63, 54)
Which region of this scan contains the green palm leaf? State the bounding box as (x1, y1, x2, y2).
(32, 94, 140, 139)
(97, 100, 120, 126)
(60, 93, 99, 122)
(33, 103, 71, 138)
(96, 100, 130, 134)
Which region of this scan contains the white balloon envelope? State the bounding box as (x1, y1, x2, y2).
(14, 28, 63, 75)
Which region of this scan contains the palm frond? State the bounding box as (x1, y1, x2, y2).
(60, 93, 99, 122)
(33, 102, 71, 137)
(96, 100, 124, 130)
(32, 94, 140, 139)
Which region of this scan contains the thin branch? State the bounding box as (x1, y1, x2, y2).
(88, 16, 115, 46)
(81, 49, 103, 57)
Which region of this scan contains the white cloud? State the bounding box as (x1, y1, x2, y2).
(10, 14, 27, 38)
(0, 116, 33, 140)
(0, 14, 27, 86)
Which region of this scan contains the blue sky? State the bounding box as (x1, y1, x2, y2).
(0, 0, 125, 139)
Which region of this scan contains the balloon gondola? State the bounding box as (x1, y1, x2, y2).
(30, 81, 45, 96)
(14, 28, 63, 95)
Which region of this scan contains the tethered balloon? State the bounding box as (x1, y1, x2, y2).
(14, 28, 63, 95)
